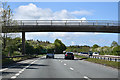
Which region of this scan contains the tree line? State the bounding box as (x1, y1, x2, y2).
(66, 41, 120, 56)
(2, 37, 66, 57)
(90, 41, 120, 55)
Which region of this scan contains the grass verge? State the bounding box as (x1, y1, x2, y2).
(2, 54, 45, 66)
(74, 55, 120, 69)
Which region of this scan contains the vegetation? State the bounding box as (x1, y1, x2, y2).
(66, 41, 120, 56)
(1, 2, 120, 68)
(74, 55, 120, 69)
(2, 37, 66, 56)
(66, 45, 90, 52)
(90, 41, 120, 56)
(1, 2, 14, 50)
(54, 39, 66, 54)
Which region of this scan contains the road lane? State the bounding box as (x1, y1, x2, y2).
(2, 58, 39, 78)
(2, 54, 118, 79)
(17, 56, 84, 78)
(57, 54, 118, 78)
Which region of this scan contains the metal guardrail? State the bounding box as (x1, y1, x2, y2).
(78, 54, 120, 62)
(3, 20, 119, 26)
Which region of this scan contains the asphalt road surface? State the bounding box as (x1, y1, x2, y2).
(1, 54, 118, 79)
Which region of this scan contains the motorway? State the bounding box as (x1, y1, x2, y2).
(1, 54, 118, 79)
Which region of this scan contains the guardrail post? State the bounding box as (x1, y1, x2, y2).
(96, 21, 98, 25)
(79, 21, 80, 26)
(51, 20, 52, 26)
(107, 23, 109, 26)
(110, 58, 112, 61)
(65, 20, 67, 26)
(21, 20, 22, 26)
(36, 20, 38, 25)
(104, 57, 105, 60)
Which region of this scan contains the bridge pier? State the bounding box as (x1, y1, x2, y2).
(22, 31, 25, 55)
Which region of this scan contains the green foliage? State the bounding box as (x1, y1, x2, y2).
(13, 51, 21, 56)
(111, 41, 118, 47)
(54, 39, 66, 54)
(25, 42, 34, 55)
(86, 58, 119, 69)
(34, 45, 44, 54)
(74, 54, 119, 69)
(66, 45, 90, 52)
(91, 42, 120, 56)
(112, 46, 120, 56)
(2, 37, 22, 57)
(92, 44, 99, 48)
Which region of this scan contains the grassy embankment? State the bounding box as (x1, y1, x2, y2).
(74, 54, 120, 69)
(2, 54, 45, 66)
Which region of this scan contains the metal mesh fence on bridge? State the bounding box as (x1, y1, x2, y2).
(2, 20, 119, 26)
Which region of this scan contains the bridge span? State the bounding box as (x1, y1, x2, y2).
(2, 20, 119, 33)
(1, 20, 120, 54)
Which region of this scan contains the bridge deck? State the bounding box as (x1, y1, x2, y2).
(1, 20, 120, 33)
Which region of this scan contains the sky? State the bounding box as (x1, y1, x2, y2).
(2, 0, 120, 2)
(2, 2, 119, 47)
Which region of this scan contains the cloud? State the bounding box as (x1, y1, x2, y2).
(71, 41, 75, 45)
(71, 10, 93, 16)
(50, 32, 69, 38)
(79, 43, 88, 46)
(25, 32, 49, 40)
(13, 3, 92, 20)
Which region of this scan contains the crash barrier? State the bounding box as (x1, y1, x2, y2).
(78, 54, 120, 62)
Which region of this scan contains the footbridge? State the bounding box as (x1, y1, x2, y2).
(1, 20, 120, 54)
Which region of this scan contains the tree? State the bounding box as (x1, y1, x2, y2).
(1, 2, 13, 50)
(112, 46, 120, 55)
(92, 44, 99, 48)
(54, 39, 66, 54)
(25, 42, 34, 55)
(111, 41, 118, 47)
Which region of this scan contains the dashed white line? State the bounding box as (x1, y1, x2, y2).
(11, 76, 17, 79)
(0, 60, 32, 72)
(84, 76, 91, 80)
(0, 68, 8, 72)
(70, 67, 74, 71)
(11, 59, 38, 79)
(64, 63, 66, 66)
(15, 73, 20, 76)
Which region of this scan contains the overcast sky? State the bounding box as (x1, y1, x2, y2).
(4, 2, 119, 47)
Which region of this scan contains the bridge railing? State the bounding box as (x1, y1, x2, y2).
(2, 20, 119, 26)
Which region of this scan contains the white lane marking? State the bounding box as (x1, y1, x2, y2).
(11, 59, 38, 79)
(84, 76, 91, 80)
(59, 60, 61, 61)
(15, 73, 20, 76)
(64, 63, 66, 66)
(0, 68, 8, 72)
(0, 60, 32, 72)
(70, 67, 74, 71)
(11, 76, 16, 79)
(61, 61, 63, 62)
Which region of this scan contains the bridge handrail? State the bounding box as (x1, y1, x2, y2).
(2, 20, 119, 26)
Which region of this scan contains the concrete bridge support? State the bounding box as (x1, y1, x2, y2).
(22, 31, 25, 55)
